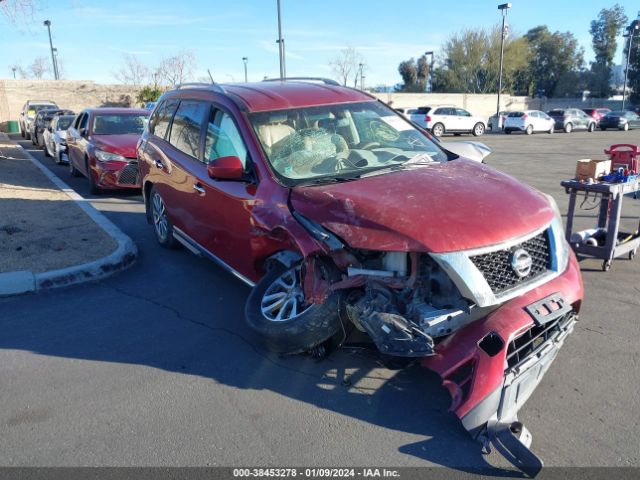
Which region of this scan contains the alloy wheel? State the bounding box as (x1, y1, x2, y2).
(152, 192, 169, 242)
(261, 265, 312, 322)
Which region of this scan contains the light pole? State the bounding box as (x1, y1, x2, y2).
(496, 3, 511, 129)
(424, 51, 434, 92)
(361, 75, 366, 91)
(12, 67, 16, 79)
(622, 20, 640, 110)
(43, 20, 59, 80)
(276, 0, 286, 79)
(242, 57, 248, 82)
(52, 47, 60, 79)
(358, 63, 364, 89)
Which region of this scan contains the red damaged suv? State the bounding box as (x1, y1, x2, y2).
(67, 107, 149, 194)
(137, 79, 583, 475)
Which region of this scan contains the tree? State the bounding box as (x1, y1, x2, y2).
(429, 26, 530, 94)
(627, 26, 640, 105)
(589, 5, 628, 98)
(329, 46, 365, 87)
(136, 85, 163, 106)
(157, 50, 196, 87)
(114, 54, 150, 86)
(0, 0, 36, 22)
(397, 56, 429, 92)
(524, 26, 585, 97)
(9, 62, 29, 79)
(29, 56, 50, 79)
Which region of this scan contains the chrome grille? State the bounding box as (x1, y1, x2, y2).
(118, 161, 139, 185)
(470, 231, 551, 295)
(506, 311, 574, 369)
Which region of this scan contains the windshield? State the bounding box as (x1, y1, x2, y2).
(92, 114, 148, 135)
(57, 116, 74, 130)
(249, 101, 448, 185)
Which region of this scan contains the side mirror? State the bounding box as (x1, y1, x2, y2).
(79, 127, 87, 137)
(207, 156, 244, 180)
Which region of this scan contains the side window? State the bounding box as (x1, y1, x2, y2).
(79, 113, 89, 131)
(204, 109, 249, 168)
(73, 113, 86, 130)
(434, 108, 446, 115)
(153, 99, 179, 139)
(456, 108, 471, 117)
(168, 100, 209, 160)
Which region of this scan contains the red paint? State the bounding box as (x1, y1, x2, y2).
(291, 160, 555, 253)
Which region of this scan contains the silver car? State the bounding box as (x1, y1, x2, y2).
(43, 115, 75, 164)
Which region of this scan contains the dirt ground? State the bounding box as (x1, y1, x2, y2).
(0, 140, 117, 274)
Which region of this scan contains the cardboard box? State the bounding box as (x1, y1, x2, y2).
(575, 159, 611, 181)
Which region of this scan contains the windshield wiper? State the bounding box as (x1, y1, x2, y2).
(296, 175, 361, 186)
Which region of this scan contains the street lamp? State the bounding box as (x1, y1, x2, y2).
(242, 57, 248, 82)
(424, 51, 434, 92)
(361, 75, 366, 91)
(622, 20, 640, 110)
(12, 67, 16, 79)
(358, 62, 364, 90)
(43, 20, 59, 80)
(52, 47, 60, 79)
(496, 3, 511, 130)
(276, 0, 286, 79)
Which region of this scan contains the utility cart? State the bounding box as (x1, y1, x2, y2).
(561, 179, 640, 271)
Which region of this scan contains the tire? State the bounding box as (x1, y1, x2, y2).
(601, 127, 607, 131)
(43, 142, 51, 157)
(548, 125, 554, 134)
(621, 123, 629, 131)
(564, 123, 573, 133)
(25, 130, 31, 140)
(245, 262, 342, 354)
(504, 129, 512, 134)
(20, 125, 25, 138)
(86, 160, 102, 195)
(31, 132, 36, 145)
(149, 185, 177, 249)
(588, 122, 595, 132)
(431, 123, 445, 137)
(472, 122, 485, 136)
(525, 124, 533, 135)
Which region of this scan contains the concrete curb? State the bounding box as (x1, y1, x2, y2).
(0, 138, 137, 297)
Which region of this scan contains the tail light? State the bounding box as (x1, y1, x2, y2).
(425, 115, 431, 123)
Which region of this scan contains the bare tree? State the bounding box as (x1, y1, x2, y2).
(9, 62, 29, 78)
(329, 46, 365, 86)
(0, 0, 36, 22)
(29, 56, 50, 79)
(114, 54, 150, 86)
(157, 50, 196, 87)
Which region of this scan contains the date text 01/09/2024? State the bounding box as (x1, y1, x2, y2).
(232, 469, 400, 478)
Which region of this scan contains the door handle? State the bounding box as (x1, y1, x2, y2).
(193, 183, 206, 195)
(154, 159, 164, 169)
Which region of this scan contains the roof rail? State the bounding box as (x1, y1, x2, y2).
(173, 82, 226, 94)
(262, 77, 340, 86)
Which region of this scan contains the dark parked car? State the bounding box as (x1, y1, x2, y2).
(31, 108, 74, 147)
(582, 108, 611, 123)
(547, 108, 596, 133)
(67, 107, 149, 194)
(599, 110, 640, 131)
(137, 79, 583, 475)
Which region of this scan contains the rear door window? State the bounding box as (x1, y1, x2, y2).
(168, 100, 210, 160)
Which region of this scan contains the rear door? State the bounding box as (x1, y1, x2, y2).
(456, 108, 474, 131)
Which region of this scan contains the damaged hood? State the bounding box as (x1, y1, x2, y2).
(290, 159, 555, 253)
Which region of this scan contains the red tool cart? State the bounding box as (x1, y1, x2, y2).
(561, 144, 640, 271)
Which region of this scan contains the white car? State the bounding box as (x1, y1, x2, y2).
(411, 106, 486, 137)
(19, 100, 59, 140)
(43, 114, 75, 164)
(503, 110, 555, 135)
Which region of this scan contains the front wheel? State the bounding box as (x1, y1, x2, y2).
(564, 123, 573, 133)
(86, 160, 102, 195)
(621, 123, 629, 131)
(245, 262, 342, 354)
(525, 125, 533, 135)
(588, 122, 595, 132)
(472, 122, 485, 136)
(431, 123, 445, 137)
(69, 158, 81, 177)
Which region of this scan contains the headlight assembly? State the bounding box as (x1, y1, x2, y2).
(544, 194, 570, 273)
(95, 149, 126, 162)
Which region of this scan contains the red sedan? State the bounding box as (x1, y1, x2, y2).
(67, 107, 149, 194)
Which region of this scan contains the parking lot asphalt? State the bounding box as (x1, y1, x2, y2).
(0, 130, 638, 471)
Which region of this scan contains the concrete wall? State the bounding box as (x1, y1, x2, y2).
(0, 80, 141, 131)
(371, 92, 621, 120)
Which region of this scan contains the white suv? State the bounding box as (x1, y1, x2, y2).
(411, 106, 486, 137)
(19, 100, 59, 140)
(503, 110, 554, 135)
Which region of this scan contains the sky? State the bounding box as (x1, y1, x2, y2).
(1, 0, 639, 86)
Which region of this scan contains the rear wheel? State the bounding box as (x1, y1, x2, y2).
(245, 262, 342, 354)
(564, 123, 573, 133)
(548, 125, 554, 134)
(472, 122, 485, 136)
(43, 143, 51, 157)
(525, 125, 533, 135)
(588, 122, 595, 132)
(25, 130, 31, 140)
(621, 123, 629, 131)
(431, 123, 445, 137)
(150, 185, 177, 249)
